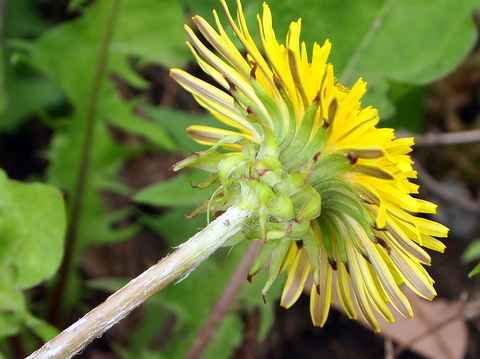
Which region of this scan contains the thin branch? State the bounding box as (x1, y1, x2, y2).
(26, 206, 254, 359)
(185, 241, 260, 359)
(48, 0, 122, 325)
(397, 129, 480, 147)
(413, 158, 480, 213)
(393, 298, 467, 358)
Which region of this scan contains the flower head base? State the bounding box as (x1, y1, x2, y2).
(170, 0, 448, 332)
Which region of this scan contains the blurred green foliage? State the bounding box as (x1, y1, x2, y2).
(0, 169, 65, 343)
(462, 239, 480, 277)
(0, 0, 478, 357)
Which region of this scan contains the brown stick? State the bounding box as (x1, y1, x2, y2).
(185, 241, 260, 359)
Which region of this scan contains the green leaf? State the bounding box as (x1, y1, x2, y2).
(24, 314, 60, 342)
(184, 0, 478, 118)
(462, 239, 480, 263)
(113, 0, 190, 69)
(143, 105, 222, 153)
(0, 169, 66, 288)
(383, 83, 428, 132)
(0, 170, 65, 339)
(140, 208, 206, 247)
(0, 271, 25, 337)
(0, 0, 62, 131)
(106, 98, 177, 152)
(468, 262, 480, 278)
(134, 171, 215, 207)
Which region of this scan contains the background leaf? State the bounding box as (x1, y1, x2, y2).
(0, 169, 65, 339)
(0, 169, 66, 288)
(183, 0, 478, 117)
(134, 171, 214, 207)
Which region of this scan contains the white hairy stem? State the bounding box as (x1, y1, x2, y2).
(26, 206, 254, 359)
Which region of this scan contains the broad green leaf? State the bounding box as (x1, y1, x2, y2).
(140, 208, 206, 246)
(105, 96, 177, 152)
(383, 83, 428, 132)
(1, 0, 60, 130)
(180, 0, 259, 23)
(113, 0, 190, 69)
(143, 106, 220, 153)
(24, 314, 60, 342)
(134, 171, 214, 207)
(180, 0, 478, 118)
(4, 0, 49, 38)
(46, 115, 140, 247)
(0, 272, 25, 337)
(0, 170, 65, 339)
(0, 64, 64, 132)
(0, 169, 66, 288)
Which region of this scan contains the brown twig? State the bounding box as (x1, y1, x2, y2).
(393, 298, 467, 358)
(185, 241, 260, 359)
(397, 129, 480, 147)
(412, 158, 480, 213)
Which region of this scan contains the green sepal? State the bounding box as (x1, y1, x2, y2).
(248, 240, 277, 278)
(218, 154, 251, 201)
(222, 231, 246, 247)
(281, 96, 320, 164)
(311, 154, 352, 185)
(260, 238, 292, 302)
(317, 216, 336, 268)
(250, 74, 285, 138)
(192, 173, 219, 189)
(239, 137, 257, 159)
(324, 212, 348, 265)
(237, 94, 272, 132)
(294, 187, 322, 223)
(255, 155, 283, 175)
(266, 228, 292, 241)
(302, 229, 321, 285)
(273, 75, 296, 146)
(285, 221, 311, 239)
(186, 187, 228, 218)
(172, 150, 227, 172)
(319, 182, 374, 231)
(330, 210, 367, 260)
(293, 152, 318, 183)
(267, 192, 295, 220)
(172, 134, 245, 172)
(257, 125, 280, 160)
(274, 172, 305, 198)
(251, 180, 276, 241)
(322, 198, 372, 232)
(292, 129, 326, 169)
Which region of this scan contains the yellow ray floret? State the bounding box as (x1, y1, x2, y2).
(170, 0, 449, 331)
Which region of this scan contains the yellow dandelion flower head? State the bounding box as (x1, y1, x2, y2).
(170, 0, 448, 332)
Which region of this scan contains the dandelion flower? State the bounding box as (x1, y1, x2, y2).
(170, 0, 448, 332)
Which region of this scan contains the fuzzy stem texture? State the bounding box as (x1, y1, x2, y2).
(26, 206, 254, 359)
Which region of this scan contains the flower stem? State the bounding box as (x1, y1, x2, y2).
(27, 206, 254, 359)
